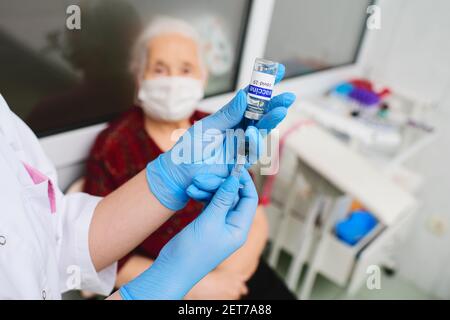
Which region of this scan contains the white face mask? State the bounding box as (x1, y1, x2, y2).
(137, 76, 204, 122)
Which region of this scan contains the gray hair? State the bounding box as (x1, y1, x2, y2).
(130, 16, 206, 80)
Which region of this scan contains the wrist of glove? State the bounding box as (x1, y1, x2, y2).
(146, 155, 190, 211)
(119, 254, 192, 300)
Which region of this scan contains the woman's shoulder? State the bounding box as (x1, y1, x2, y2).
(107, 105, 144, 132)
(191, 110, 210, 122)
(91, 106, 144, 157)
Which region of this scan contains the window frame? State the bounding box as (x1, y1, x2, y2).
(4, 0, 253, 138)
(236, 0, 374, 87)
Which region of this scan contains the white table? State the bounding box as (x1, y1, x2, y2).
(277, 103, 416, 226)
(269, 102, 417, 298)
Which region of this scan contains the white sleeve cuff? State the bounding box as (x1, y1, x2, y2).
(73, 194, 117, 296)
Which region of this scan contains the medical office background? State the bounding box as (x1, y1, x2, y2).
(0, 0, 449, 299)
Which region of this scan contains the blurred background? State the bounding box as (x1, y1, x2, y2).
(1, 0, 449, 299)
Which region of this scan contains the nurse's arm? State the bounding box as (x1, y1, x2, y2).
(89, 170, 172, 271)
(106, 291, 123, 300)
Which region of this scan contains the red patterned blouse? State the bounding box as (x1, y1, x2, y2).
(83, 106, 208, 267)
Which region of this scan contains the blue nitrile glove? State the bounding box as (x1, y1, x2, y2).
(187, 173, 240, 206)
(119, 168, 258, 300)
(186, 173, 234, 203)
(146, 64, 296, 210)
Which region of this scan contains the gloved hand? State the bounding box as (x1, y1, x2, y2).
(119, 168, 258, 300)
(147, 64, 296, 210)
(187, 173, 235, 203)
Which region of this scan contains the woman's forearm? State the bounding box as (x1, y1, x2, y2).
(89, 170, 172, 271)
(216, 205, 269, 280)
(106, 291, 122, 300)
(116, 255, 155, 287)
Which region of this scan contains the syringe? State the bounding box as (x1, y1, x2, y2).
(231, 142, 247, 177)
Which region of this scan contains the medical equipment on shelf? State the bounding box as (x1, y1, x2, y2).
(300, 98, 403, 153)
(299, 79, 436, 158)
(330, 79, 435, 135)
(335, 210, 378, 246)
(333, 79, 391, 107)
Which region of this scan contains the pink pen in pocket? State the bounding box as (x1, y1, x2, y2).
(22, 162, 56, 214)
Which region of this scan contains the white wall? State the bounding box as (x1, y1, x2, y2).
(363, 0, 450, 299)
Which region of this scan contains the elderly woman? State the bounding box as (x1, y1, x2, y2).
(83, 17, 294, 300)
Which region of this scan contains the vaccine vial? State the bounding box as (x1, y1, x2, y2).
(232, 58, 278, 176)
(244, 58, 278, 128)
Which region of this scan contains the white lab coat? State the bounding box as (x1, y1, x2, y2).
(0, 95, 116, 299)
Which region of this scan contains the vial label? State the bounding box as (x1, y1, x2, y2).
(248, 71, 276, 101)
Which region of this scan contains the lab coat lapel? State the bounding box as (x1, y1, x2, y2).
(0, 95, 33, 186)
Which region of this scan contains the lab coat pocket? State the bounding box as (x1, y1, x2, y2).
(22, 180, 57, 243)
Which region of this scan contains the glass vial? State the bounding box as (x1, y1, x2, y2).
(244, 58, 278, 128)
